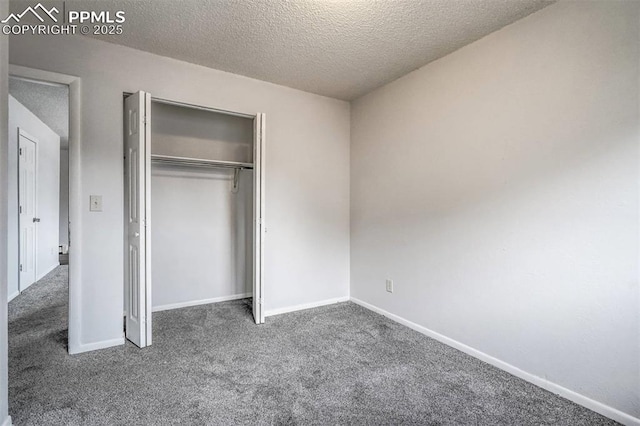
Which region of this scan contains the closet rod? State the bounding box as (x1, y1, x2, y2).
(151, 154, 254, 170)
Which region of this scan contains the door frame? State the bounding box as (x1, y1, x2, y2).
(17, 128, 38, 291)
(9, 65, 82, 354)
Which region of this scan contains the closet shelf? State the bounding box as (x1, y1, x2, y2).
(151, 154, 254, 170)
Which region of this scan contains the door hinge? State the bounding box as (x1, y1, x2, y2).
(19, 148, 23, 156)
(19, 205, 22, 214)
(19, 264, 23, 272)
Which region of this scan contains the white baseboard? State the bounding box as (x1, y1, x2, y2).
(36, 262, 60, 281)
(350, 297, 640, 426)
(8, 290, 19, 302)
(265, 296, 350, 317)
(68, 336, 125, 355)
(152, 293, 251, 313)
(20, 280, 33, 292)
(1, 415, 12, 426)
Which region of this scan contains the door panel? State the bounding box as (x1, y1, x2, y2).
(253, 113, 265, 324)
(19, 131, 37, 290)
(124, 91, 151, 347)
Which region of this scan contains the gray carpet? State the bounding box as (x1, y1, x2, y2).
(9, 266, 616, 425)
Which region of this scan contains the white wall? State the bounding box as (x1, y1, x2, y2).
(151, 102, 254, 163)
(0, 0, 10, 423)
(8, 95, 60, 298)
(351, 0, 639, 420)
(9, 34, 351, 350)
(151, 167, 253, 309)
(150, 102, 254, 309)
(59, 147, 69, 248)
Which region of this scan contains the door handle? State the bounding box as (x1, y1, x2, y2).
(33, 218, 40, 223)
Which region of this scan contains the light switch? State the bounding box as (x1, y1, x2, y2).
(90, 195, 103, 212)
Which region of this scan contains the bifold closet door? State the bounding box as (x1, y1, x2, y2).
(253, 113, 265, 324)
(124, 91, 152, 348)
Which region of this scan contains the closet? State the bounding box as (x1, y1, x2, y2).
(123, 91, 265, 348)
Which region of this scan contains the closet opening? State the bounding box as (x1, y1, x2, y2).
(123, 92, 265, 348)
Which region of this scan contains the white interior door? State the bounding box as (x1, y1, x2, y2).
(124, 91, 152, 347)
(18, 129, 37, 291)
(253, 113, 265, 324)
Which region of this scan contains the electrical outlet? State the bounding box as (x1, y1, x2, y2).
(386, 279, 394, 293)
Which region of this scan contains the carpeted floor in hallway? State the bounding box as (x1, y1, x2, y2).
(8, 266, 616, 425)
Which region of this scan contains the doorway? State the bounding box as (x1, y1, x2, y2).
(9, 77, 68, 299)
(7, 65, 81, 353)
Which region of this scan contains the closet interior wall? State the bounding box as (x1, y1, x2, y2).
(150, 101, 254, 311)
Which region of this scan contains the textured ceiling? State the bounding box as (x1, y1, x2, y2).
(79, 0, 553, 100)
(9, 77, 69, 147)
